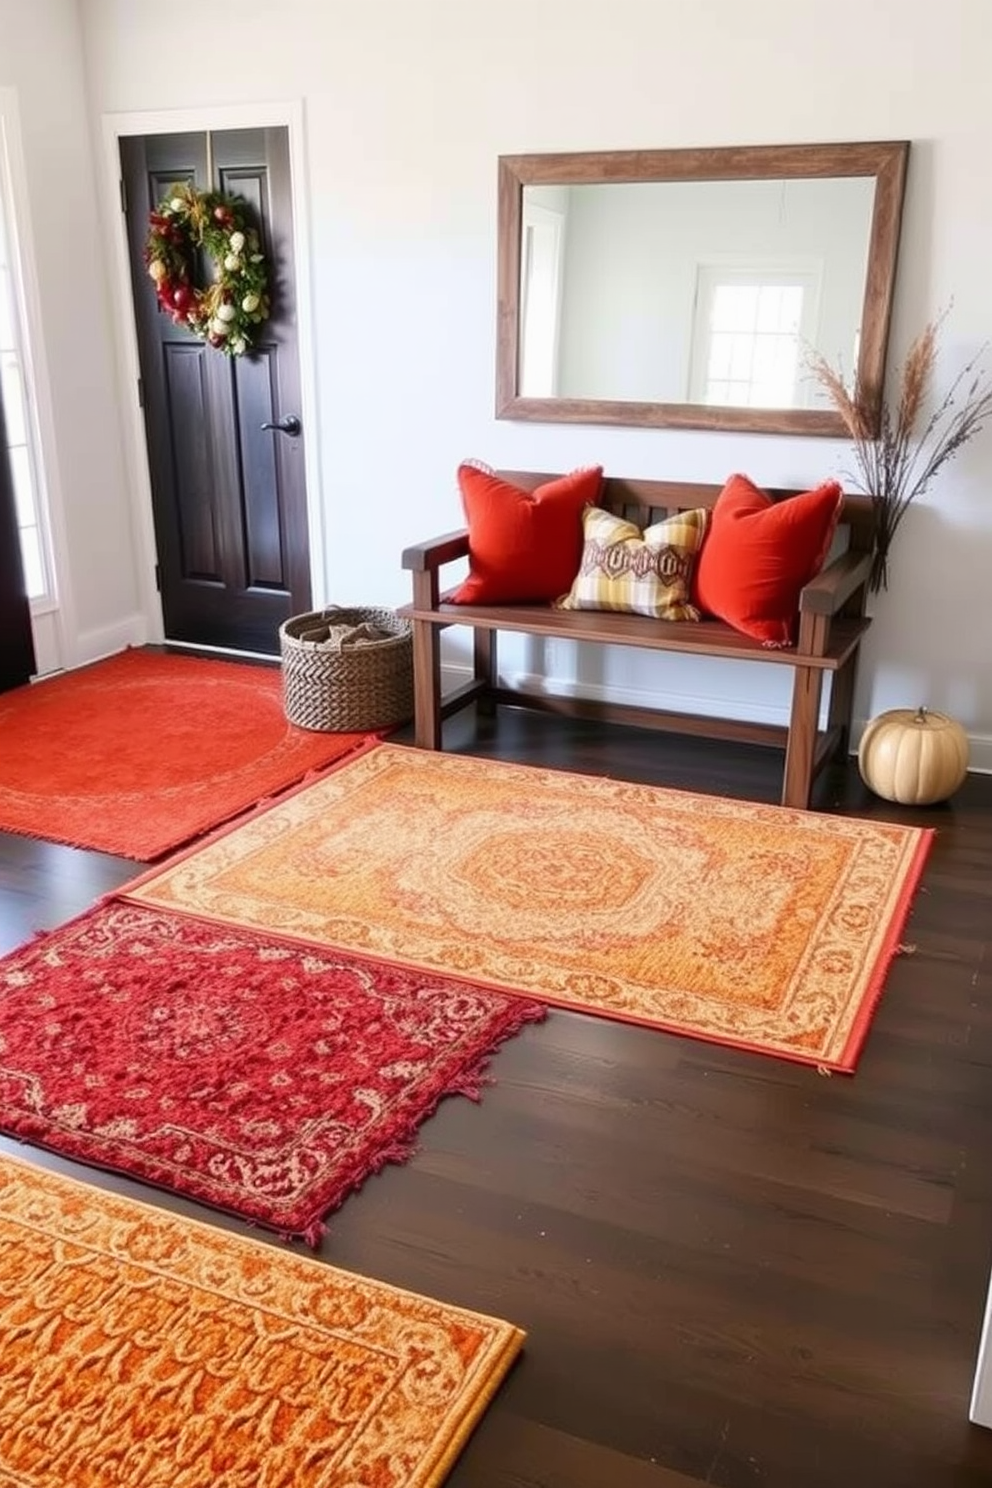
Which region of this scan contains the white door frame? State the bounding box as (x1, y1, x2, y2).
(100, 101, 325, 647)
(0, 87, 77, 675)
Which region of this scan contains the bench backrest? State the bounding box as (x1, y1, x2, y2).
(496, 471, 876, 557)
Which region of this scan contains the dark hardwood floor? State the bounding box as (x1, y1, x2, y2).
(2, 705, 992, 1486)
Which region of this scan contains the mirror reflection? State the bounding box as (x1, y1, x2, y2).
(519, 176, 876, 411)
(497, 143, 909, 436)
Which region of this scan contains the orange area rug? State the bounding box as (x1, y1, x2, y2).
(123, 744, 933, 1071)
(0, 1154, 523, 1486)
(0, 649, 376, 859)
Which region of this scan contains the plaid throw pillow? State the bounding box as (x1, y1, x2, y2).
(557, 505, 709, 620)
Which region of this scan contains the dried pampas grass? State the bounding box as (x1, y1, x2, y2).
(806, 311, 992, 591)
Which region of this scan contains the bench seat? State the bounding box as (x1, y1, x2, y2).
(399, 473, 876, 809)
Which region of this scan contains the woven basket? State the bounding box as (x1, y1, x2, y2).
(279, 606, 414, 732)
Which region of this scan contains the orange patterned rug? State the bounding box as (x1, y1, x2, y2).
(124, 744, 934, 1071)
(0, 649, 376, 859)
(0, 1153, 524, 1486)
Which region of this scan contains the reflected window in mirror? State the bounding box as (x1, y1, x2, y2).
(497, 143, 908, 437)
(691, 268, 818, 409)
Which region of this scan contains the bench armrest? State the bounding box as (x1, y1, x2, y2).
(799, 549, 873, 616)
(401, 530, 470, 572)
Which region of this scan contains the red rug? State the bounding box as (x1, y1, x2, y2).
(0, 649, 377, 860)
(0, 901, 544, 1241)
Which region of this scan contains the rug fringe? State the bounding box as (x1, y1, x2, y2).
(448, 1076, 486, 1102)
(306, 999, 547, 1247)
(301, 1218, 328, 1247)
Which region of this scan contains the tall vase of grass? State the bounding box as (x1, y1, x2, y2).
(806, 314, 992, 593)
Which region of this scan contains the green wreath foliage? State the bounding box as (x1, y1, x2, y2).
(144, 183, 270, 356)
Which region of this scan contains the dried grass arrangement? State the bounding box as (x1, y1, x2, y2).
(806, 313, 992, 592)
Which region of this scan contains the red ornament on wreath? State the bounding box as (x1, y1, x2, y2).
(144, 183, 270, 357)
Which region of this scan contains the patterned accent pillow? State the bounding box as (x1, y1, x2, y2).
(557, 505, 709, 620)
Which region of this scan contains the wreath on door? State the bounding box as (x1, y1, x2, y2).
(144, 183, 270, 356)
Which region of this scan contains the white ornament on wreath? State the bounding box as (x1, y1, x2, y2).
(144, 183, 270, 356)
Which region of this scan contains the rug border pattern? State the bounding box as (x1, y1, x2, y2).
(120, 744, 934, 1072)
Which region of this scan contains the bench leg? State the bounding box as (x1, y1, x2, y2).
(783, 667, 823, 809)
(474, 629, 497, 717)
(412, 619, 442, 750)
(826, 653, 857, 759)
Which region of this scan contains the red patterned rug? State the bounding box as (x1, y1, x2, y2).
(0, 902, 544, 1242)
(0, 649, 377, 860)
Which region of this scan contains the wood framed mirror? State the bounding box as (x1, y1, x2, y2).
(496, 141, 909, 437)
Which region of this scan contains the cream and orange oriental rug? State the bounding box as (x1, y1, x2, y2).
(0, 1153, 523, 1486)
(124, 744, 933, 1072)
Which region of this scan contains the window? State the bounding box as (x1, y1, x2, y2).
(689, 263, 821, 409)
(0, 125, 51, 603)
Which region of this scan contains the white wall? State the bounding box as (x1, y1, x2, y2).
(10, 0, 990, 763)
(0, 0, 142, 667)
(555, 177, 872, 403)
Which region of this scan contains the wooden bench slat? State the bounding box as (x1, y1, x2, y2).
(396, 600, 869, 671)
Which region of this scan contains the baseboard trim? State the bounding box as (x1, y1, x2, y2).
(440, 662, 992, 777)
(28, 608, 62, 677)
(67, 614, 149, 669)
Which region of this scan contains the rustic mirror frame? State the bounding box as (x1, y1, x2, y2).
(496, 141, 909, 437)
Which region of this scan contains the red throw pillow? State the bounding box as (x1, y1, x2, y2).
(692, 473, 843, 645)
(450, 464, 604, 605)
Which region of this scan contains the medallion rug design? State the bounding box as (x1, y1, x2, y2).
(0, 648, 377, 859)
(125, 743, 933, 1070)
(0, 901, 543, 1240)
(0, 1154, 524, 1487)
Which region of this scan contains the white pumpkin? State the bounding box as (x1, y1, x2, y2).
(858, 707, 969, 805)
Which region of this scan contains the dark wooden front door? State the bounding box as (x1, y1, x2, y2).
(120, 128, 311, 654)
(0, 397, 35, 693)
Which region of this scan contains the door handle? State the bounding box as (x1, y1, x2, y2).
(260, 414, 302, 437)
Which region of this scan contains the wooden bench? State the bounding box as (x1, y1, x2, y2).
(399, 473, 875, 809)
